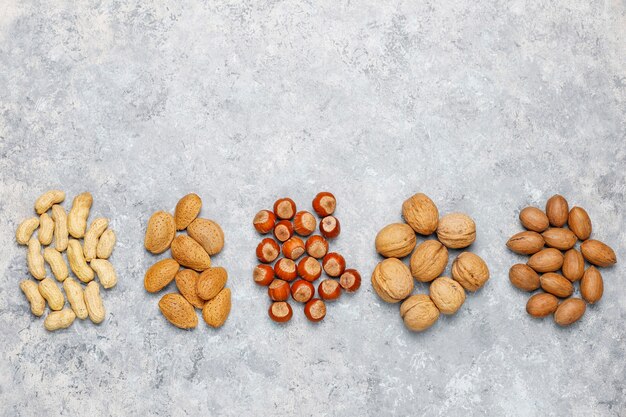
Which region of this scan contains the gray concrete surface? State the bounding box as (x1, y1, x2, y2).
(0, 1, 625, 416)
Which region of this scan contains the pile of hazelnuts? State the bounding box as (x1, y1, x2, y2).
(253, 192, 361, 323)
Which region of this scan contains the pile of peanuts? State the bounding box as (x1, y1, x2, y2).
(253, 192, 361, 323)
(16, 190, 117, 331)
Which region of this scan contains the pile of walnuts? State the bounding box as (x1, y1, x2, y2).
(372, 193, 490, 332)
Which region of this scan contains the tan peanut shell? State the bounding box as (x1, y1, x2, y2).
(144, 258, 180, 293)
(38, 278, 65, 311)
(68, 192, 93, 238)
(84, 281, 105, 324)
(506, 231, 545, 255)
(402, 193, 439, 235)
(580, 267, 603, 304)
(451, 252, 490, 292)
(202, 287, 231, 328)
(27, 237, 46, 280)
(43, 247, 68, 282)
(16, 217, 39, 245)
(554, 298, 585, 326)
(96, 229, 116, 259)
(562, 249, 584, 282)
(429, 277, 465, 315)
(83, 218, 108, 261)
(20, 280, 46, 316)
(51, 204, 69, 252)
(545, 194, 569, 227)
(375, 223, 417, 258)
(159, 293, 198, 329)
(175, 193, 202, 230)
(90, 259, 117, 289)
(35, 190, 65, 214)
(144, 211, 176, 254)
(175, 269, 205, 308)
(568, 207, 592, 240)
(409, 240, 448, 283)
(44, 308, 76, 331)
(371, 258, 414, 303)
(519, 207, 549, 232)
(63, 278, 88, 319)
(187, 218, 225, 256)
(67, 239, 94, 283)
(197, 267, 228, 301)
(171, 235, 212, 271)
(400, 294, 439, 332)
(580, 239, 617, 267)
(38, 212, 54, 246)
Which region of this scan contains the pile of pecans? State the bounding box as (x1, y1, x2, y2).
(507, 194, 617, 326)
(253, 192, 361, 323)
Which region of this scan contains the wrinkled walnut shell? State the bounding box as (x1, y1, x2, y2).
(436, 213, 476, 249)
(400, 294, 440, 331)
(451, 252, 490, 292)
(409, 240, 448, 283)
(402, 193, 439, 235)
(375, 223, 416, 258)
(429, 277, 466, 315)
(371, 258, 414, 303)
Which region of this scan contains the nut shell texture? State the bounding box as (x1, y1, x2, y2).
(409, 240, 448, 283)
(437, 213, 476, 249)
(174, 193, 202, 230)
(375, 223, 416, 258)
(451, 252, 489, 292)
(144, 211, 176, 254)
(429, 277, 465, 314)
(371, 258, 413, 303)
(402, 193, 439, 235)
(400, 295, 439, 331)
(187, 218, 224, 256)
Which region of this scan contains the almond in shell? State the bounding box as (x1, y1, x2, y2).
(526, 293, 558, 318)
(506, 231, 544, 255)
(580, 266, 603, 304)
(144, 258, 180, 293)
(174, 193, 202, 231)
(158, 293, 198, 329)
(144, 211, 176, 254)
(202, 287, 231, 328)
(554, 298, 586, 326)
(545, 194, 569, 227)
(509, 264, 540, 292)
(562, 249, 584, 282)
(527, 248, 563, 273)
(580, 239, 616, 267)
(175, 269, 205, 308)
(197, 267, 228, 300)
(187, 218, 225, 256)
(539, 272, 573, 298)
(519, 207, 549, 232)
(568, 207, 592, 240)
(541, 228, 577, 251)
(171, 235, 211, 271)
(409, 240, 448, 283)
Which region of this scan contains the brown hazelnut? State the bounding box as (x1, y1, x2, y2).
(297, 256, 322, 282)
(290, 280, 315, 303)
(318, 279, 341, 301)
(273, 198, 296, 220)
(305, 235, 328, 259)
(339, 269, 361, 292)
(274, 258, 297, 282)
(409, 240, 448, 283)
(253, 210, 276, 234)
(429, 277, 465, 314)
(256, 238, 280, 263)
(436, 213, 476, 249)
(401, 193, 439, 235)
(322, 252, 346, 277)
(253, 264, 274, 286)
(269, 301, 293, 322)
(268, 279, 290, 301)
(371, 258, 413, 303)
(312, 192, 336, 217)
(375, 223, 417, 258)
(319, 216, 340, 239)
(293, 211, 316, 236)
(282, 236, 305, 260)
(451, 252, 490, 292)
(304, 298, 326, 322)
(400, 294, 439, 331)
(273, 220, 294, 242)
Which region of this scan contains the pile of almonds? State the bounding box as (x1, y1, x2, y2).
(143, 194, 231, 329)
(373, 193, 490, 332)
(253, 192, 361, 323)
(507, 194, 617, 326)
(16, 190, 117, 331)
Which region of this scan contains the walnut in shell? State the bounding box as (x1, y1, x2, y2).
(400, 294, 440, 331)
(371, 258, 414, 303)
(436, 213, 476, 249)
(429, 277, 466, 314)
(451, 252, 490, 292)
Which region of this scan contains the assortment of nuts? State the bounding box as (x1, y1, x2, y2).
(16, 190, 117, 331)
(253, 192, 361, 323)
(507, 194, 616, 326)
(144, 194, 231, 329)
(373, 193, 489, 332)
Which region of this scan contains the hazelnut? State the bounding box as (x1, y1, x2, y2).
(339, 269, 361, 292)
(274, 258, 297, 282)
(305, 235, 329, 258)
(371, 258, 414, 303)
(256, 238, 280, 263)
(322, 252, 346, 277)
(429, 277, 466, 314)
(436, 213, 476, 249)
(293, 211, 316, 236)
(268, 279, 290, 301)
(409, 240, 449, 282)
(253, 210, 276, 234)
(318, 279, 341, 301)
(282, 236, 305, 260)
(402, 193, 439, 235)
(290, 280, 315, 303)
(269, 301, 293, 322)
(319, 216, 340, 239)
(304, 298, 326, 322)
(400, 294, 440, 331)
(451, 252, 490, 292)
(312, 192, 336, 217)
(273, 198, 296, 220)
(297, 256, 322, 282)
(273, 220, 294, 242)
(253, 264, 274, 286)
(375, 223, 417, 258)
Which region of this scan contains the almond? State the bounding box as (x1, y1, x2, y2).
(562, 249, 584, 282)
(187, 218, 225, 256)
(526, 293, 558, 318)
(509, 264, 540, 292)
(580, 266, 603, 304)
(144, 259, 180, 293)
(409, 240, 448, 283)
(527, 248, 564, 273)
(197, 267, 228, 300)
(158, 293, 198, 329)
(175, 269, 205, 308)
(202, 287, 231, 328)
(580, 239, 616, 267)
(401, 193, 439, 235)
(545, 194, 569, 227)
(144, 211, 176, 254)
(539, 272, 573, 298)
(541, 228, 577, 251)
(554, 298, 586, 326)
(436, 213, 476, 249)
(171, 235, 211, 271)
(568, 206, 592, 240)
(506, 231, 544, 255)
(519, 207, 549, 232)
(174, 193, 202, 231)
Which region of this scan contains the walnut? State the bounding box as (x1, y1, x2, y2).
(402, 193, 439, 235)
(371, 258, 413, 303)
(451, 252, 490, 291)
(436, 213, 476, 249)
(400, 294, 439, 331)
(429, 277, 466, 314)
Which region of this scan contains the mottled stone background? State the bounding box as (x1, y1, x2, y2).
(0, 1, 624, 416)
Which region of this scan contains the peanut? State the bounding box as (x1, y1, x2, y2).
(38, 212, 55, 246)
(68, 192, 93, 238)
(83, 218, 108, 261)
(27, 237, 46, 280)
(38, 277, 65, 310)
(96, 229, 116, 259)
(84, 281, 105, 324)
(34, 190, 65, 215)
(51, 204, 69, 252)
(20, 280, 46, 316)
(43, 247, 69, 282)
(67, 239, 94, 283)
(44, 308, 76, 331)
(90, 259, 117, 289)
(16, 217, 40, 245)
(63, 278, 88, 319)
